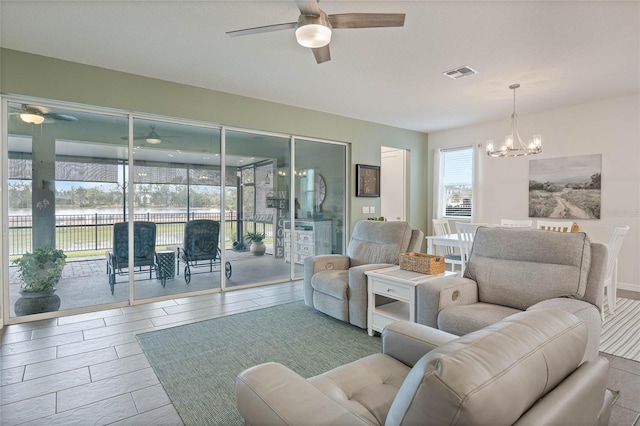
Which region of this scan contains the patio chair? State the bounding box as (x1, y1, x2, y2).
(177, 219, 232, 284)
(107, 221, 159, 294)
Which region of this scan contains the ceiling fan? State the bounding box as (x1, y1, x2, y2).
(226, 0, 405, 64)
(10, 104, 79, 124)
(122, 126, 181, 145)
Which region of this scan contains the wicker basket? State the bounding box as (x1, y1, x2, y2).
(399, 252, 445, 275)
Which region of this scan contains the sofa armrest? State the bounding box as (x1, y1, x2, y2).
(304, 255, 350, 307)
(528, 298, 602, 362)
(305, 254, 350, 274)
(236, 362, 369, 425)
(513, 357, 610, 426)
(347, 263, 395, 329)
(416, 276, 479, 328)
(382, 321, 458, 367)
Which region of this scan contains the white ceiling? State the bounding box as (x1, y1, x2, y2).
(1, 1, 638, 134)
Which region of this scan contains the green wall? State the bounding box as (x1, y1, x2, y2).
(0, 48, 429, 236)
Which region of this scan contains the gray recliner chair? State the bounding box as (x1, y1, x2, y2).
(236, 308, 614, 425)
(416, 226, 607, 362)
(304, 220, 424, 329)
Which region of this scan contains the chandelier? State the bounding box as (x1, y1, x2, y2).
(486, 84, 542, 157)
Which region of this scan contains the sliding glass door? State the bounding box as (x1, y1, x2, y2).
(131, 118, 223, 300)
(6, 101, 129, 318)
(3, 97, 348, 323)
(224, 130, 293, 286)
(292, 138, 347, 278)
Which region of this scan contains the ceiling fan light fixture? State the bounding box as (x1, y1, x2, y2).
(19, 112, 45, 125)
(295, 13, 332, 48)
(146, 137, 162, 144)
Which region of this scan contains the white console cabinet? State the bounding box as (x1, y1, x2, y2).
(284, 220, 332, 264)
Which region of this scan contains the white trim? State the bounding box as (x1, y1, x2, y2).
(432, 148, 442, 225)
(1, 99, 6, 328)
(618, 282, 640, 293)
(291, 136, 297, 279)
(221, 127, 227, 290)
(128, 115, 135, 303)
(471, 143, 482, 222)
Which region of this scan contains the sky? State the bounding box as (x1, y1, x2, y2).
(529, 154, 601, 183)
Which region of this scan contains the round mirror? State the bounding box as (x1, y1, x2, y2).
(315, 174, 326, 206)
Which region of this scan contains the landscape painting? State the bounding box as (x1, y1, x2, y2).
(529, 154, 601, 219)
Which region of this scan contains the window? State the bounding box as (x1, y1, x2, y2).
(440, 147, 473, 217)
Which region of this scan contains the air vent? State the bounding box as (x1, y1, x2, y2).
(443, 66, 478, 80)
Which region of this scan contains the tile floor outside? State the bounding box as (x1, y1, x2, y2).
(7, 249, 304, 318)
(1, 283, 639, 425)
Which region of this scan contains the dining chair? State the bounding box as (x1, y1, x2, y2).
(537, 220, 574, 232)
(432, 218, 462, 272)
(500, 218, 533, 227)
(455, 222, 487, 276)
(602, 225, 630, 320)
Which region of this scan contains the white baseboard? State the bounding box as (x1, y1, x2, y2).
(617, 281, 640, 293)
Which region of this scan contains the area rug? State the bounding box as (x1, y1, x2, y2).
(600, 297, 640, 362)
(137, 302, 381, 426)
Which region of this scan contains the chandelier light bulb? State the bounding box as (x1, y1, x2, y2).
(505, 135, 513, 149)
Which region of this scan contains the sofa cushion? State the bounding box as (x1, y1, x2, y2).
(438, 302, 521, 336)
(386, 309, 587, 426)
(309, 353, 410, 426)
(346, 221, 412, 266)
(466, 228, 591, 310)
(311, 270, 349, 300)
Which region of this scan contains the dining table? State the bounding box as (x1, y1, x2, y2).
(425, 233, 459, 255)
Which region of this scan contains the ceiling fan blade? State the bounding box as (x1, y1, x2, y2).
(312, 45, 331, 64)
(295, 0, 321, 16)
(328, 13, 406, 29)
(45, 113, 78, 122)
(227, 22, 296, 37)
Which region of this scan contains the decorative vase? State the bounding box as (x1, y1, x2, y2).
(14, 289, 61, 316)
(250, 241, 266, 256)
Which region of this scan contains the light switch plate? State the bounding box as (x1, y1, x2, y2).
(362, 206, 370, 214)
(370, 206, 376, 214)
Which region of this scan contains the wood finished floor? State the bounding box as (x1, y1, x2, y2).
(1, 283, 639, 426)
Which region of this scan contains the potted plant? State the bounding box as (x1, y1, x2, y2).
(13, 247, 67, 315)
(245, 231, 266, 256)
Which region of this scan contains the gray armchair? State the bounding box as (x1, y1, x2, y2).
(416, 226, 607, 361)
(236, 309, 614, 425)
(304, 220, 424, 329)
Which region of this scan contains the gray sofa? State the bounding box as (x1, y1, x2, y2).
(236, 308, 613, 425)
(304, 220, 424, 329)
(417, 227, 607, 361)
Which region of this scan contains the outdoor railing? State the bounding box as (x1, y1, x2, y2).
(8, 211, 274, 256)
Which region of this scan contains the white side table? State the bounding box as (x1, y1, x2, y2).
(365, 266, 456, 336)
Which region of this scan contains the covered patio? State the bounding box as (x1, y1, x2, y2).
(8, 248, 304, 318)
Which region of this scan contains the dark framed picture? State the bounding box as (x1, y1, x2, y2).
(356, 164, 380, 197)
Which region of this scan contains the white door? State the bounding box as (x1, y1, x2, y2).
(381, 147, 407, 221)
